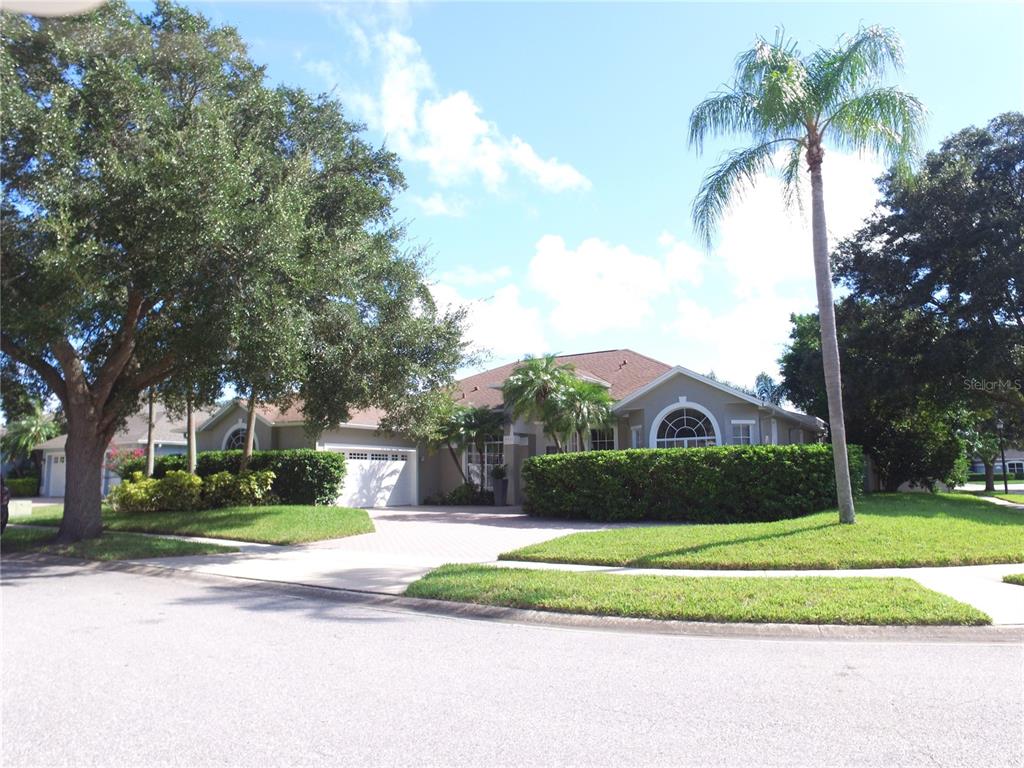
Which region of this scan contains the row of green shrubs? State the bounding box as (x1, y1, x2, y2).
(4, 476, 39, 497)
(119, 449, 345, 505)
(521, 444, 865, 523)
(108, 470, 276, 514)
(423, 483, 494, 506)
(967, 471, 1023, 482)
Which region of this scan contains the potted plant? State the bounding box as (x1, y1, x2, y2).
(491, 463, 508, 506)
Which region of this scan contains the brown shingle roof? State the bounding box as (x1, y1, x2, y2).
(454, 349, 673, 409)
(251, 402, 386, 428)
(35, 403, 219, 451)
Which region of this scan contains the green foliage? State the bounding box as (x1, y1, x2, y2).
(109, 468, 274, 513)
(688, 25, 924, 244)
(107, 473, 162, 514)
(424, 483, 495, 506)
(119, 449, 345, 505)
(153, 470, 203, 512)
(5, 477, 39, 497)
(501, 355, 577, 449)
(0, 401, 59, 464)
(521, 444, 865, 522)
(202, 470, 276, 508)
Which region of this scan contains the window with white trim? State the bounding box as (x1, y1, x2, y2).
(630, 426, 643, 449)
(655, 408, 716, 448)
(589, 428, 615, 451)
(225, 428, 247, 450)
(468, 441, 504, 491)
(731, 423, 752, 445)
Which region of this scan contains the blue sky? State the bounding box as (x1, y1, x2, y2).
(176, 1, 1022, 385)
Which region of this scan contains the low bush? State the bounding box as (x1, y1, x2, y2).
(5, 476, 39, 497)
(120, 449, 345, 505)
(424, 483, 495, 506)
(967, 471, 1024, 482)
(201, 470, 276, 508)
(522, 444, 865, 523)
(109, 469, 275, 513)
(108, 472, 161, 514)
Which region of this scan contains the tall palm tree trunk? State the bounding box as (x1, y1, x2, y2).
(186, 394, 197, 475)
(240, 394, 257, 472)
(809, 149, 856, 523)
(145, 389, 156, 477)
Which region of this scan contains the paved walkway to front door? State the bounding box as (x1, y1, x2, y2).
(134, 506, 616, 594)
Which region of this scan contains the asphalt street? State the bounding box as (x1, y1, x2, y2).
(2, 559, 1022, 768)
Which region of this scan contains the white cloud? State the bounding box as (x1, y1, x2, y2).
(527, 233, 703, 336)
(431, 282, 547, 361)
(411, 192, 467, 218)
(309, 17, 590, 194)
(663, 151, 884, 385)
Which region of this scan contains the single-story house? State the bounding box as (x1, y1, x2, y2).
(196, 349, 826, 507)
(37, 404, 210, 498)
(970, 449, 1024, 476)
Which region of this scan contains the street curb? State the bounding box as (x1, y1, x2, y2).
(4, 553, 1022, 644)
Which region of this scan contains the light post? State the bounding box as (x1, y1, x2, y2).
(996, 419, 1008, 495)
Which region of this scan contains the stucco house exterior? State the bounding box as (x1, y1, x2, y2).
(37, 404, 207, 498)
(195, 349, 826, 507)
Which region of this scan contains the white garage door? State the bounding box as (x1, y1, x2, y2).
(47, 453, 66, 497)
(333, 448, 417, 508)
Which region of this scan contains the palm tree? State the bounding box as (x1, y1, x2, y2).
(461, 406, 505, 493)
(1, 400, 60, 476)
(555, 379, 615, 451)
(754, 373, 786, 406)
(501, 355, 575, 451)
(434, 404, 472, 486)
(689, 26, 925, 524)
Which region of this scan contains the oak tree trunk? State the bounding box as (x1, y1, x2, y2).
(58, 423, 108, 543)
(983, 461, 995, 492)
(186, 395, 197, 475)
(239, 395, 257, 472)
(808, 152, 857, 524)
(145, 388, 156, 477)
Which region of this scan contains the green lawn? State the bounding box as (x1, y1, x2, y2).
(502, 494, 1024, 570)
(20, 504, 374, 545)
(1004, 574, 1024, 587)
(1, 526, 237, 560)
(994, 494, 1024, 504)
(406, 564, 990, 626)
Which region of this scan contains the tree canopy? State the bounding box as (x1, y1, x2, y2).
(0, 1, 468, 540)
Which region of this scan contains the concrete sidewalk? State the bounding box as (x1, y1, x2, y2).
(112, 504, 1024, 626)
(129, 506, 618, 595)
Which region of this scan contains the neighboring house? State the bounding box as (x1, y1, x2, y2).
(970, 449, 1024, 476)
(196, 349, 826, 507)
(36, 404, 211, 498)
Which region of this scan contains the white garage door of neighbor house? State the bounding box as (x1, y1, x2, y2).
(48, 453, 66, 497)
(332, 448, 416, 508)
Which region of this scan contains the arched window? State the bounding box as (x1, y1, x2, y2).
(655, 408, 717, 448)
(223, 427, 257, 451)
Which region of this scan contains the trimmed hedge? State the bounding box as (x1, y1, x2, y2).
(119, 449, 345, 505)
(522, 444, 865, 523)
(5, 476, 39, 497)
(967, 471, 1023, 482)
(109, 470, 275, 514)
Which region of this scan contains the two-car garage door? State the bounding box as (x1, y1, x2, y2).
(330, 447, 417, 508)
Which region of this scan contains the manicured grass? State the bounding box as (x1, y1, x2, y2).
(406, 564, 990, 626)
(1003, 574, 1024, 587)
(1, 526, 237, 560)
(22, 504, 374, 545)
(502, 494, 1024, 570)
(994, 494, 1024, 504)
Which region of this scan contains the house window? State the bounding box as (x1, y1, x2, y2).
(589, 429, 615, 451)
(731, 423, 752, 445)
(1007, 460, 1024, 475)
(545, 445, 561, 455)
(630, 426, 643, 449)
(655, 408, 716, 448)
(224, 427, 257, 451)
(468, 441, 504, 491)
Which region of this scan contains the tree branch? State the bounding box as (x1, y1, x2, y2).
(0, 333, 68, 403)
(93, 290, 145, 408)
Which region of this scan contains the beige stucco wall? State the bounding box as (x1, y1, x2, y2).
(273, 425, 314, 450)
(196, 405, 273, 453)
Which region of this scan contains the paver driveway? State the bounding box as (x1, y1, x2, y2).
(133, 506, 613, 593)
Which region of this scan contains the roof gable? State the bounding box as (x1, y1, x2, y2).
(455, 349, 672, 408)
